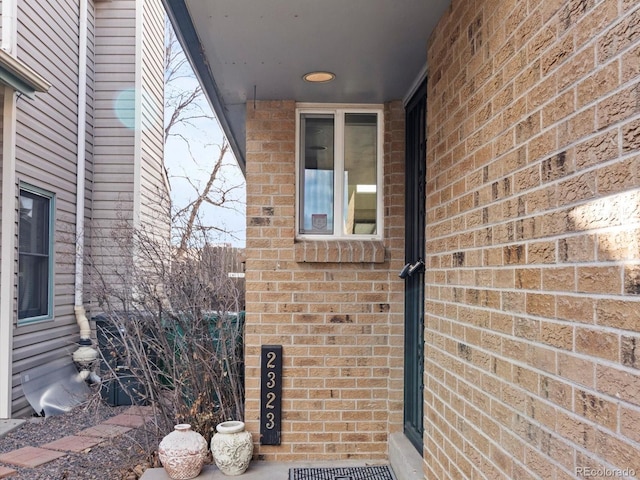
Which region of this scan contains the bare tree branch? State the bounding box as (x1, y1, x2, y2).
(175, 141, 229, 256)
(164, 19, 244, 245)
(164, 86, 203, 142)
(90, 220, 246, 445)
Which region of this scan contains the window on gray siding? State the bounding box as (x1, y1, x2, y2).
(18, 185, 54, 323)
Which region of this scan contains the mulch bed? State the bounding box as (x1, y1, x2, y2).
(0, 400, 165, 480)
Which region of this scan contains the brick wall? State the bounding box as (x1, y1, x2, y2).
(244, 100, 406, 460)
(425, 0, 640, 478)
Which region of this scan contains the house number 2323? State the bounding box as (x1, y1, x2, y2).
(260, 345, 282, 445)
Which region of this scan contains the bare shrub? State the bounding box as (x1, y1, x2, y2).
(91, 220, 245, 445)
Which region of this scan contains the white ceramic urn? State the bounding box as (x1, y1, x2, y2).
(158, 424, 208, 480)
(210, 420, 253, 475)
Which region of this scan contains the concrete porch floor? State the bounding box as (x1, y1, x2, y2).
(141, 459, 392, 480)
(0, 419, 25, 439)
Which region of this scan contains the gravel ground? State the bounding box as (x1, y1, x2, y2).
(0, 400, 164, 480)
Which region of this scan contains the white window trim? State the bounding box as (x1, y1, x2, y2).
(17, 183, 55, 325)
(295, 103, 384, 240)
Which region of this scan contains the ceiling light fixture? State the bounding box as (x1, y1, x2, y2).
(356, 184, 377, 193)
(303, 71, 336, 83)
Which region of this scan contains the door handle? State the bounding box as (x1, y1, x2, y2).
(399, 259, 424, 279)
(399, 263, 411, 279)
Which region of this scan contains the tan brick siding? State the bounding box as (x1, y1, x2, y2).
(244, 100, 406, 460)
(425, 0, 640, 478)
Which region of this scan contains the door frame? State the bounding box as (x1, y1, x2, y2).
(403, 80, 427, 453)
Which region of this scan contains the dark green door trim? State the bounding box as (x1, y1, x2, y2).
(403, 80, 427, 453)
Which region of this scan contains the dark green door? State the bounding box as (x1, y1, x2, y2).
(402, 81, 426, 453)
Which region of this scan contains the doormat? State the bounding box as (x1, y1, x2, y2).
(289, 465, 396, 480)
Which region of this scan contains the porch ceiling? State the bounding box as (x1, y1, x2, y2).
(164, 0, 451, 171)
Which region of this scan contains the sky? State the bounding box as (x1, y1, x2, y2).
(164, 39, 246, 248)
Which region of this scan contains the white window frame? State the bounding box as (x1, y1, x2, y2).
(295, 103, 384, 240)
(17, 183, 55, 325)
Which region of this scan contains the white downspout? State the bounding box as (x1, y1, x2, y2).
(0, 0, 18, 419)
(1, 0, 16, 52)
(72, 0, 99, 382)
(133, 0, 143, 230)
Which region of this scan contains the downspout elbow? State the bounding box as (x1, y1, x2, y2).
(74, 305, 91, 340)
(73, 305, 98, 371)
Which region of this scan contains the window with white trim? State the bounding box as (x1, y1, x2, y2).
(18, 185, 54, 324)
(297, 106, 383, 238)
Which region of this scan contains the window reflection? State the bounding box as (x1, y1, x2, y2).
(18, 189, 51, 320)
(300, 114, 334, 234)
(344, 113, 377, 235)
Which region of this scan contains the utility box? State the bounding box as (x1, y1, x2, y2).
(94, 314, 145, 406)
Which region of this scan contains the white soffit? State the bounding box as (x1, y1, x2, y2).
(0, 49, 50, 99)
(184, 0, 450, 105)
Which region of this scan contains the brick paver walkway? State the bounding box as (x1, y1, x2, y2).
(0, 446, 66, 468)
(77, 423, 133, 438)
(0, 465, 16, 478)
(103, 412, 149, 428)
(0, 406, 152, 477)
(41, 435, 104, 453)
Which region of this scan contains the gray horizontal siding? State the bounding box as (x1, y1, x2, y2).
(90, 0, 137, 299)
(12, 323, 79, 360)
(19, 0, 79, 81)
(0, 89, 4, 284)
(95, 43, 136, 55)
(9, 0, 98, 417)
(83, 0, 96, 312)
(11, 333, 77, 417)
(139, 0, 169, 236)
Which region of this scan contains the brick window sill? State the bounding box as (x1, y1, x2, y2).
(294, 240, 386, 263)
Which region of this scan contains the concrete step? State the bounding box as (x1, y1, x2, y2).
(141, 460, 391, 480)
(0, 419, 25, 439)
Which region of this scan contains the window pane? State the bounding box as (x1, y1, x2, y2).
(18, 189, 51, 320)
(19, 192, 50, 254)
(18, 254, 49, 318)
(343, 113, 377, 235)
(300, 114, 334, 234)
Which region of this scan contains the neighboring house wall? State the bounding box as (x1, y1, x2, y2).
(244, 100, 406, 460)
(92, 0, 168, 302)
(92, 0, 136, 283)
(10, 0, 89, 417)
(0, 88, 4, 275)
(139, 0, 168, 234)
(424, 0, 640, 478)
(84, 0, 96, 298)
(203, 245, 246, 310)
(2, 0, 165, 416)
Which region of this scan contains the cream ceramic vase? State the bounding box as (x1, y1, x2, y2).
(158, 424, 208, 480)
(210, 421, 253, 475)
